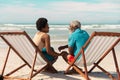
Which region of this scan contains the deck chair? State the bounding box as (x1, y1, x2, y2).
(0, 30, 50, 80)
(65, 31, 120, 80)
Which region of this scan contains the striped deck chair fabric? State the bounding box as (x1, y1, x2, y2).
(0, 30, 48, 80)
(65, 31, 120, 80)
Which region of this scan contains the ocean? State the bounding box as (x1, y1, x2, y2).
(0, 23, 120, 49)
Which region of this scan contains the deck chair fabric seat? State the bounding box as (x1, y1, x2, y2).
(65, 31, 120, 80)
(0, 30, 49, 80)
(75, 36, 119, 67)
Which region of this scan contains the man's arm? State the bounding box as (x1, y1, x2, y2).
(58, 45, 68, 51)
(68, 47, 74, 56)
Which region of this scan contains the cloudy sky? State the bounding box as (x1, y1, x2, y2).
(0, 0, 120, 24)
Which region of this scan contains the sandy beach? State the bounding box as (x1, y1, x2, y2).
(0, 41, 120, 80)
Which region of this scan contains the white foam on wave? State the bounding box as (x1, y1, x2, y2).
(51, 39, 68, 42)
(82, 24, 120, 29)
(50, 27, 68, 30)
(1, 24, 120, 30)
(0, 27, 21, 30)
(0, 24, 36, 30)
(4, 23, 35, 27)
(50, 24, 68, 30)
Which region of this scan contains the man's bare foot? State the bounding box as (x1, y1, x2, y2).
(64, 68, 83, 74)
(44, 66, 58, 73)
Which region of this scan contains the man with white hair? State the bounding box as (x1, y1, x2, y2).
(58, 20, 89, 73)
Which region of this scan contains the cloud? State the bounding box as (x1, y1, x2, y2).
(45, 1, 120, 24)
(49, 1, 120, 12)
(0, 0, 119, 24)
(100, 0, 120, 3)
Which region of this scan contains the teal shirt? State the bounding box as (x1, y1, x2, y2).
(68, 28, 89, 56)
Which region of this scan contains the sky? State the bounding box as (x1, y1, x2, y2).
(0, 0, 120, 24)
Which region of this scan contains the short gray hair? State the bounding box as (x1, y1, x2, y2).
(70, 20, 81, 28)
(69, 20, 81, 32)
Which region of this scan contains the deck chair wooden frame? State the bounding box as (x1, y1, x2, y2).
(0, 31, 50, 80)
(65, 32, 120, 80)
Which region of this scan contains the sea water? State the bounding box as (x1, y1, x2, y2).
(0, 23, 120, 49)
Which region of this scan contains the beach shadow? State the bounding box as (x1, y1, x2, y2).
(89, 71, 118, 79)
(6, 71, 118, 80)
(1, 70, 81, 80)
(40, 71, 82, 80)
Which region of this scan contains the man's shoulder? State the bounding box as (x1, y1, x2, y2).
(43, 33, 50, 38)
(81, 30, 87, 32)
(81, 30, 88, 34)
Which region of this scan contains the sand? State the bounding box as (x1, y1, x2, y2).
(0, 42, 120, 80)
